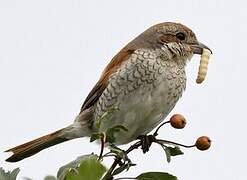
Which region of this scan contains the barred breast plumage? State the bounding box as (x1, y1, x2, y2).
(94, 45, 188, 144)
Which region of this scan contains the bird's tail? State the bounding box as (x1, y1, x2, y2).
(5, 128, 69, 162)
(5, 108, 93, 162)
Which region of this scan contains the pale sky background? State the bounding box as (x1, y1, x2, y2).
(0, 0, 246, 179)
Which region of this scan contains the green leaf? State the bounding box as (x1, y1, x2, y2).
(0, 167, 20, 180)
(109, 144, 124, 156)
(167, 146, 184, 156)
(112, 163, 136, 176)
(136, 172, 177, 180)
(106, 125, 128, 143)
(164, 147, 171, 163)
(101, 106, 119, 119)
(66, 156, 107, 180)
(90, 132, 104, 142)
(161, 146, 184, 163)
(57, 154, 97, 179)
(95, 106, 119, 128)
(57, 154, 107, 180)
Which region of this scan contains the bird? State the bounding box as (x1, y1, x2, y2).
(5, 22, 211, 162)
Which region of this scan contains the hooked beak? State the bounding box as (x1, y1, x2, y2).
(190, 42, 212, 55)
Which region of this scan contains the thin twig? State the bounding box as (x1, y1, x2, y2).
(153, 121, 170, 136)
(102, 154, 117, 158)
(102, 157, 121, 180)
(156, 139, 195, 148)
(101, 121, 195, 179)
(125, 141, 142, 154)
(98, 134, 106, 160)
(102, 141, 142, 180)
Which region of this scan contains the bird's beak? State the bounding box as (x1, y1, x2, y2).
(190, 42, 212, 55)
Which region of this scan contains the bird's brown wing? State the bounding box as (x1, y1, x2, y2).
(80, 48, 135, 113)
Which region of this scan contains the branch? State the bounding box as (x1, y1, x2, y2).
(101, 121, 194, 180)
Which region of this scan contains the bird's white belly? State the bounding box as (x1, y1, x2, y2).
(98, 80, 178, 145)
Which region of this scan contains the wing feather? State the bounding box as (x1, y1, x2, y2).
(80, 48, 135, 112)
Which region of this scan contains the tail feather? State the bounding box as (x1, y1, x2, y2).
(5, 129, 68, 162)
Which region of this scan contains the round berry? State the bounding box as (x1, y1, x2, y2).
(195, 136, 211, 151)
(170, 114, 187, 129)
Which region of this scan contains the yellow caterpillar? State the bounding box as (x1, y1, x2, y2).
(196, 48, 212, 84)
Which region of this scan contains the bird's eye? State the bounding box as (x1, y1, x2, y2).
(176, 32, 186, 41)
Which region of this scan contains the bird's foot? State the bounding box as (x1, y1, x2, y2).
(137, 135, 156, 153)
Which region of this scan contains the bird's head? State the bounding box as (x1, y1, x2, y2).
(136, 22, 212, 57)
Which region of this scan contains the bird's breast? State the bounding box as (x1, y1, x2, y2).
(94, 48, 186, 144)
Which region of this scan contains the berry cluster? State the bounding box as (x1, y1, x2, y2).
(169, 114, 211, 151)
